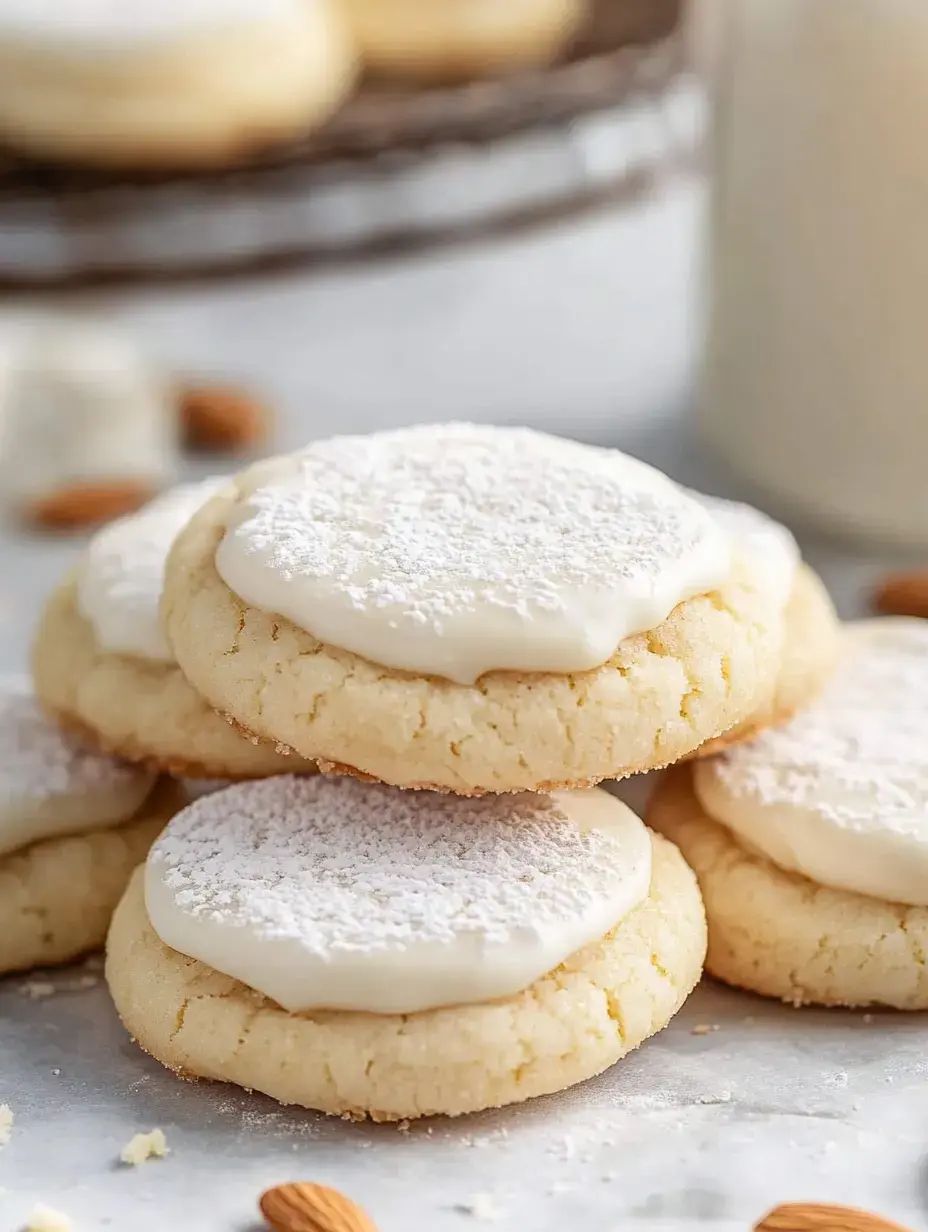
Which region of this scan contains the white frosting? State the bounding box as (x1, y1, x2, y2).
(692, 492, 799, 606)
(215, 424, 732, 684)
(0, 0, 303, 50)
(145, 776, 652, 1014)
(0, 678, 155, 858)
(77, 478, 228, 663)
(0, 320, 174, 505)
(694, 619, 928, 907)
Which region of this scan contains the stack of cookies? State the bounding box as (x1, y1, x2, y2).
(14, 420, 885, 1124)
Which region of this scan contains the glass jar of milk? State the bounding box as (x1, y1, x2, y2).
(699, 0, 928, 546)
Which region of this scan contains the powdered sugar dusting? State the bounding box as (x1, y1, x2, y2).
(146, 775, 651, 1013)
(217, 424, 731, 683)
(706, 621, 928, 831)
(77, 476, 227, 663)
(694, 619, 928, 905)
(0, 679, 147, 805)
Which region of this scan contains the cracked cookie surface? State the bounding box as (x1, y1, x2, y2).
(1, 778, 184, 975)
(648, 766, 928, 1009)
(32, 577, 315, 780)
(105, 832, 705, 1120)
(162, 484, 785, 794)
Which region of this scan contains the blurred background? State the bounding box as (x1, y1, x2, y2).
(0, 0, 916, 661)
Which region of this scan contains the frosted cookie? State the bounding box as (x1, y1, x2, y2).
(648, 620, 928, 1009)
(0, 320, 174, 521)
(0, 679, 183, 974)
(32, 479, 315, 780)
(161, 424, 786, 795)
(106, 776, 706, 1120)
(340, 0, 586, 82)
(0, 0, 356, 167)
(687, 496, 838, 758)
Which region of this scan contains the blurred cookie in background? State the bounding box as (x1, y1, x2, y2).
(339, 0, 589, 82)
(0, 0, 357, 167)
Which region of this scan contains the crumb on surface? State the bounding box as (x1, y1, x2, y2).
(453, 1194, 503, 1221)
(120, 1128, 168, 1166)
(548, 1181, 575, 1196)
(691, 1023, 720, 1036)
(0, 1104, 12, 1147)
(19, 981, 55, 1000)
(69, 975, 99, 991)
(24, 1204, 72, 1232)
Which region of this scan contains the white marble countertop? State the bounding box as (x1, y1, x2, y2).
(1, 182, 925, 1232)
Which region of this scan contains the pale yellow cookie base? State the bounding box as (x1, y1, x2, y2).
(106, 833, 705, 1120)
(162, 483, 783, 794)
(31, 577, 315, 780)
(690, 565, 838, 759)
(0, 5, 356, 167)
(1, 779, 183, 976)
(340, 0, 586, 81)
(648, 766, 928, 1010)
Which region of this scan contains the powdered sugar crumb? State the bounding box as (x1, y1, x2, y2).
(120, 1128, 168, 1166)
(24, 1205, 71, 1232)
(68, 975, 99, 991)
(19, 981, 55, 1000)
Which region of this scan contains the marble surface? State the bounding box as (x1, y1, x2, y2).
(0, 184, 925, 1232)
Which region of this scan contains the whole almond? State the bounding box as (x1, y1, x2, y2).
(260, 1182, 379, 1232)
(757, 1202, 914, 1232)
(26, 480, 156, 531)
(178, 382, 270, 454)
(871, 571, 928, 620)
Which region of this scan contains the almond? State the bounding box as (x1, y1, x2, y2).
(872, 571, 928, 619)
(178, 382, 270, 454)
(756, 1202, 914, 1232)
(260, 1182, 379, 1232)
(25, 480, 156, 532)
